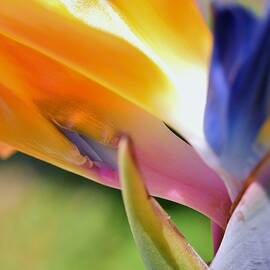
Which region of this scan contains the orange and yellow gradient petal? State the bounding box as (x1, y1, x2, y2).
(108, 0, 212, 143)
(0, 0, 212, 144)
(0, 1, 230, 226)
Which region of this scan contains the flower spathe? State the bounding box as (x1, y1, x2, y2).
(1, 1, 270, 269)
(119, 137, 208, 270)
(0, 0, 230, 227)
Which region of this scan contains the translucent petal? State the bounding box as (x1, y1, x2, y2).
(108, 0, 212, 140)
(0, 33, 230, 227)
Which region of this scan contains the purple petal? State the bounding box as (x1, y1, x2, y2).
(59, 126, 117, 171)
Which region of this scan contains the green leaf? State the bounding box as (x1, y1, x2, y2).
(118, 137, 209, 270)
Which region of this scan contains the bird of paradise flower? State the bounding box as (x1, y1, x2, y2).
(0, 0, 269, 269)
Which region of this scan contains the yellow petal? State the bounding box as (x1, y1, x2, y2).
(59, 0, 212, 141)
(109, 0, 211, 65)
(109, 0, 212, 139)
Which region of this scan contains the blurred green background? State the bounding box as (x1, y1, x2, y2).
(0, 153, 213, 270)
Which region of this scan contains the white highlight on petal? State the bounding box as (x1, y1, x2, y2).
(58, 0, 207, 145)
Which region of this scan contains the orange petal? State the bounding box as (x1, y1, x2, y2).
(0, 0, 213, 143)
(0, 0, 175, 125)
(0, 142, 16, 159)
(0, 33, 230, 227)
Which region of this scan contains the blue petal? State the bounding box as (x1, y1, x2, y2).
(204, 4, 270, 181)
